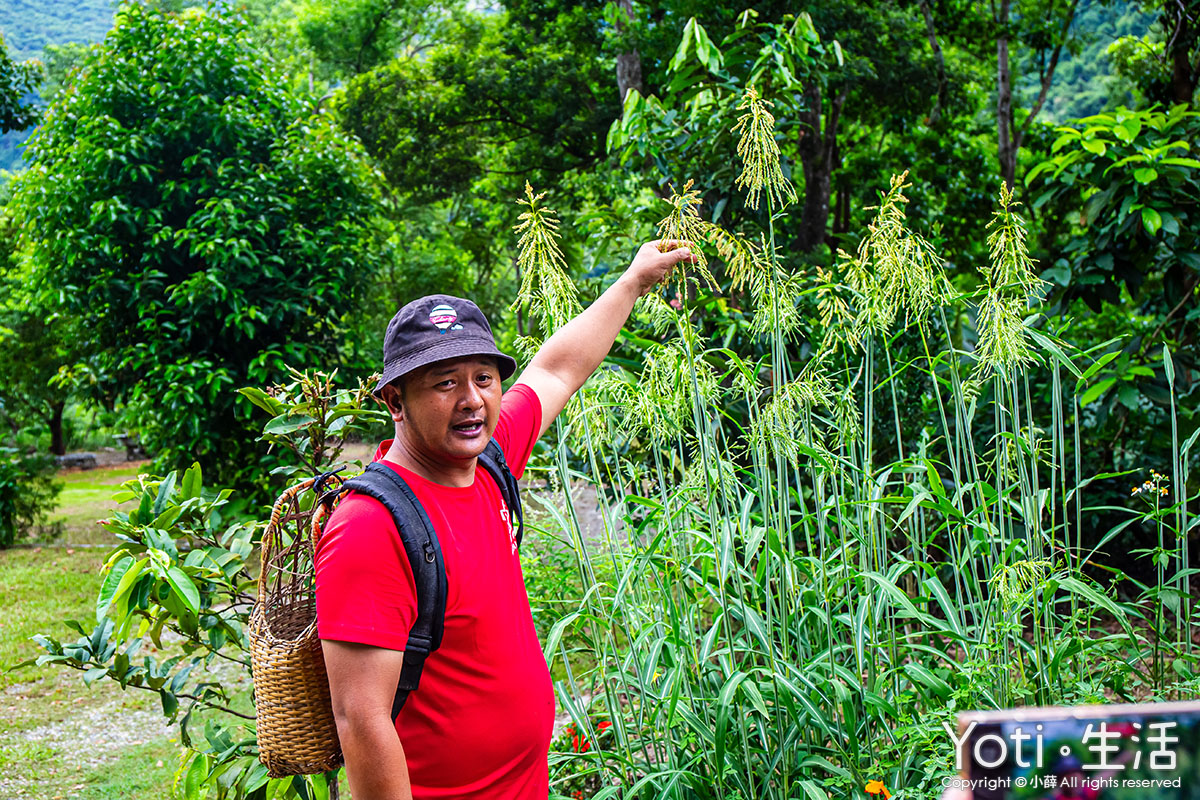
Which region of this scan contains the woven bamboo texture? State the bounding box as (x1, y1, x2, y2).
(250, 475, 344, 778)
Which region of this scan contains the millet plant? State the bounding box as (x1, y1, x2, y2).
(520, 84, 1199, 800)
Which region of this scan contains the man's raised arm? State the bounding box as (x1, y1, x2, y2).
(516, 240, 694, 438)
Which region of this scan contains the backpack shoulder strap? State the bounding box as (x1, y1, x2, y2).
(476, 437, 524, 548)
(341, 462, 446, 722)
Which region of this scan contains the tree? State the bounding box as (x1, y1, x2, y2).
(9, 2, 391, 486)
(337, 6, 618, 203)
(0, 210, 83, 455)
(1160, 0, 1199, 105)
(0, 32, 42, 134)
(931, 0, 1084, 187)
(1031, 104, 1200, 360)
(611, 4, 966, 255)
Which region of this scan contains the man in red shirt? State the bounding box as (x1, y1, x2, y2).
(315, 241, 694, 800)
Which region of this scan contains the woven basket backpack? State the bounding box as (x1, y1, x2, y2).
(248, 439, 524, 778)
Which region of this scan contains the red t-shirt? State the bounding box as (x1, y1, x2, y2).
(315, 383, 553, 800)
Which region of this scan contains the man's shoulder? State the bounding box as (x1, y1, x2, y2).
(325, 488, 400, 533)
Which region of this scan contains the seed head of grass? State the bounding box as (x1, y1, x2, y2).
(731, 85, 797, 211)
(656, 180, 715, 295)
(989, 559, 1052, 610)
(833, 386, 861, 446)
(702, 222, 765, 294)
(682, 444, 741, 502)
(851, 173, 954, 333)
(750, 359, 834, 463)
(986, 183, 1047, 306)
(975, 292, 1038, 374)
(815, 264, 859, 354)
(511, 182, 581, 341)
(971, 184, 1045, 381)
(623, 339, 719, 445)
(749, 268, 804, 339)
(634, 292, 680, 337)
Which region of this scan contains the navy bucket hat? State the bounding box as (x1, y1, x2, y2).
(373, 294, 517, 397)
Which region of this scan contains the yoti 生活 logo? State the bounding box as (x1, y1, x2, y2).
(429, 303, 463, 333)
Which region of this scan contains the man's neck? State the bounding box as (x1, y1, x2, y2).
(382, 436, 477, 488)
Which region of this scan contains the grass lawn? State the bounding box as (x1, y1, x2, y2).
(46, 461, 146, 545)
(0, 462, 188, 800)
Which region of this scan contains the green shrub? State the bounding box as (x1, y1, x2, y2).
(0, 448, 61, 547)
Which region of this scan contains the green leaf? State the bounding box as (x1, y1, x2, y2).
(669, 18, 696, 73)
(181, 463, 202, 500)
(97, 556, 133, 620)
(107, 558, 148, 622)
(1141, 206, 1162, 235)
(799, 780, 829, 800)
(905, 662, 952, 699)
(1028, 329, 1083, 378)
(714, 670, 749, 770)
(1082, 138, 1107, 156)
(243, 761, 271, 793)
(924, 461, 945, 496)
(150, 506, 183, 531)
(1079, 377, 1117, 407)
(83, 667, 108, 685)
(1075, 351, 1120, 392)
(161, 690, 179, 717)
(1133, 167, 1157, 184)
(183, 754, 209, 799)
(1115, 118, 1141, 143)
(1163, 345, 1175, 390)
(237, 386, 285, 416)
(153, 472, 177, 517)
(1057, 577, 1132, 636)
(165, 566, 201, 616)
(263, 414, 318, 436)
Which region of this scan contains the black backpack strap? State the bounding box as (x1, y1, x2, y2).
(477, 437, 524, 548)
(342, 463, 447, 722)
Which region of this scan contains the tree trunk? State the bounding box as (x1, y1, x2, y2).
(997, 0, 1016, 188)
(997, 0, 1079, 186)
(796, 82, 846, 253)
(920, 0, 948, 125)
(1166, 3, 1197, 105)
(48, 401, 65, 456)
(613, 0, 643, 102)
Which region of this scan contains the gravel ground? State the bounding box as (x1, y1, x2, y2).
(0, 648, 250, 800)
(0, 673, 176, 800)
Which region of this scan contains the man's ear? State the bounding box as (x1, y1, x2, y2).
(380, 383, 404, 422)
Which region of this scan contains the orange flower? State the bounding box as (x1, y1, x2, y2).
(865, 780, 892, 799)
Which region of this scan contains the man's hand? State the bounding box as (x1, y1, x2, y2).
(517, 240, 697, 438)
(623, 240, 696, 297)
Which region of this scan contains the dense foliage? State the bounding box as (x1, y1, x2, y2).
(8, 3, 391, 487)
(0, 32, 41, 135)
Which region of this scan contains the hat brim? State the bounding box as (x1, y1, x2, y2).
(373, 335, 517, 397)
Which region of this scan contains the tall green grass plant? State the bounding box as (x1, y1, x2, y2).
(524, 86, 1199, 800)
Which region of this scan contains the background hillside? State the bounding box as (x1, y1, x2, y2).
(0, 0, 115, 174)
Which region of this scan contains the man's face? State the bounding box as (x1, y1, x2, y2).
(384, 356, 502, 463)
